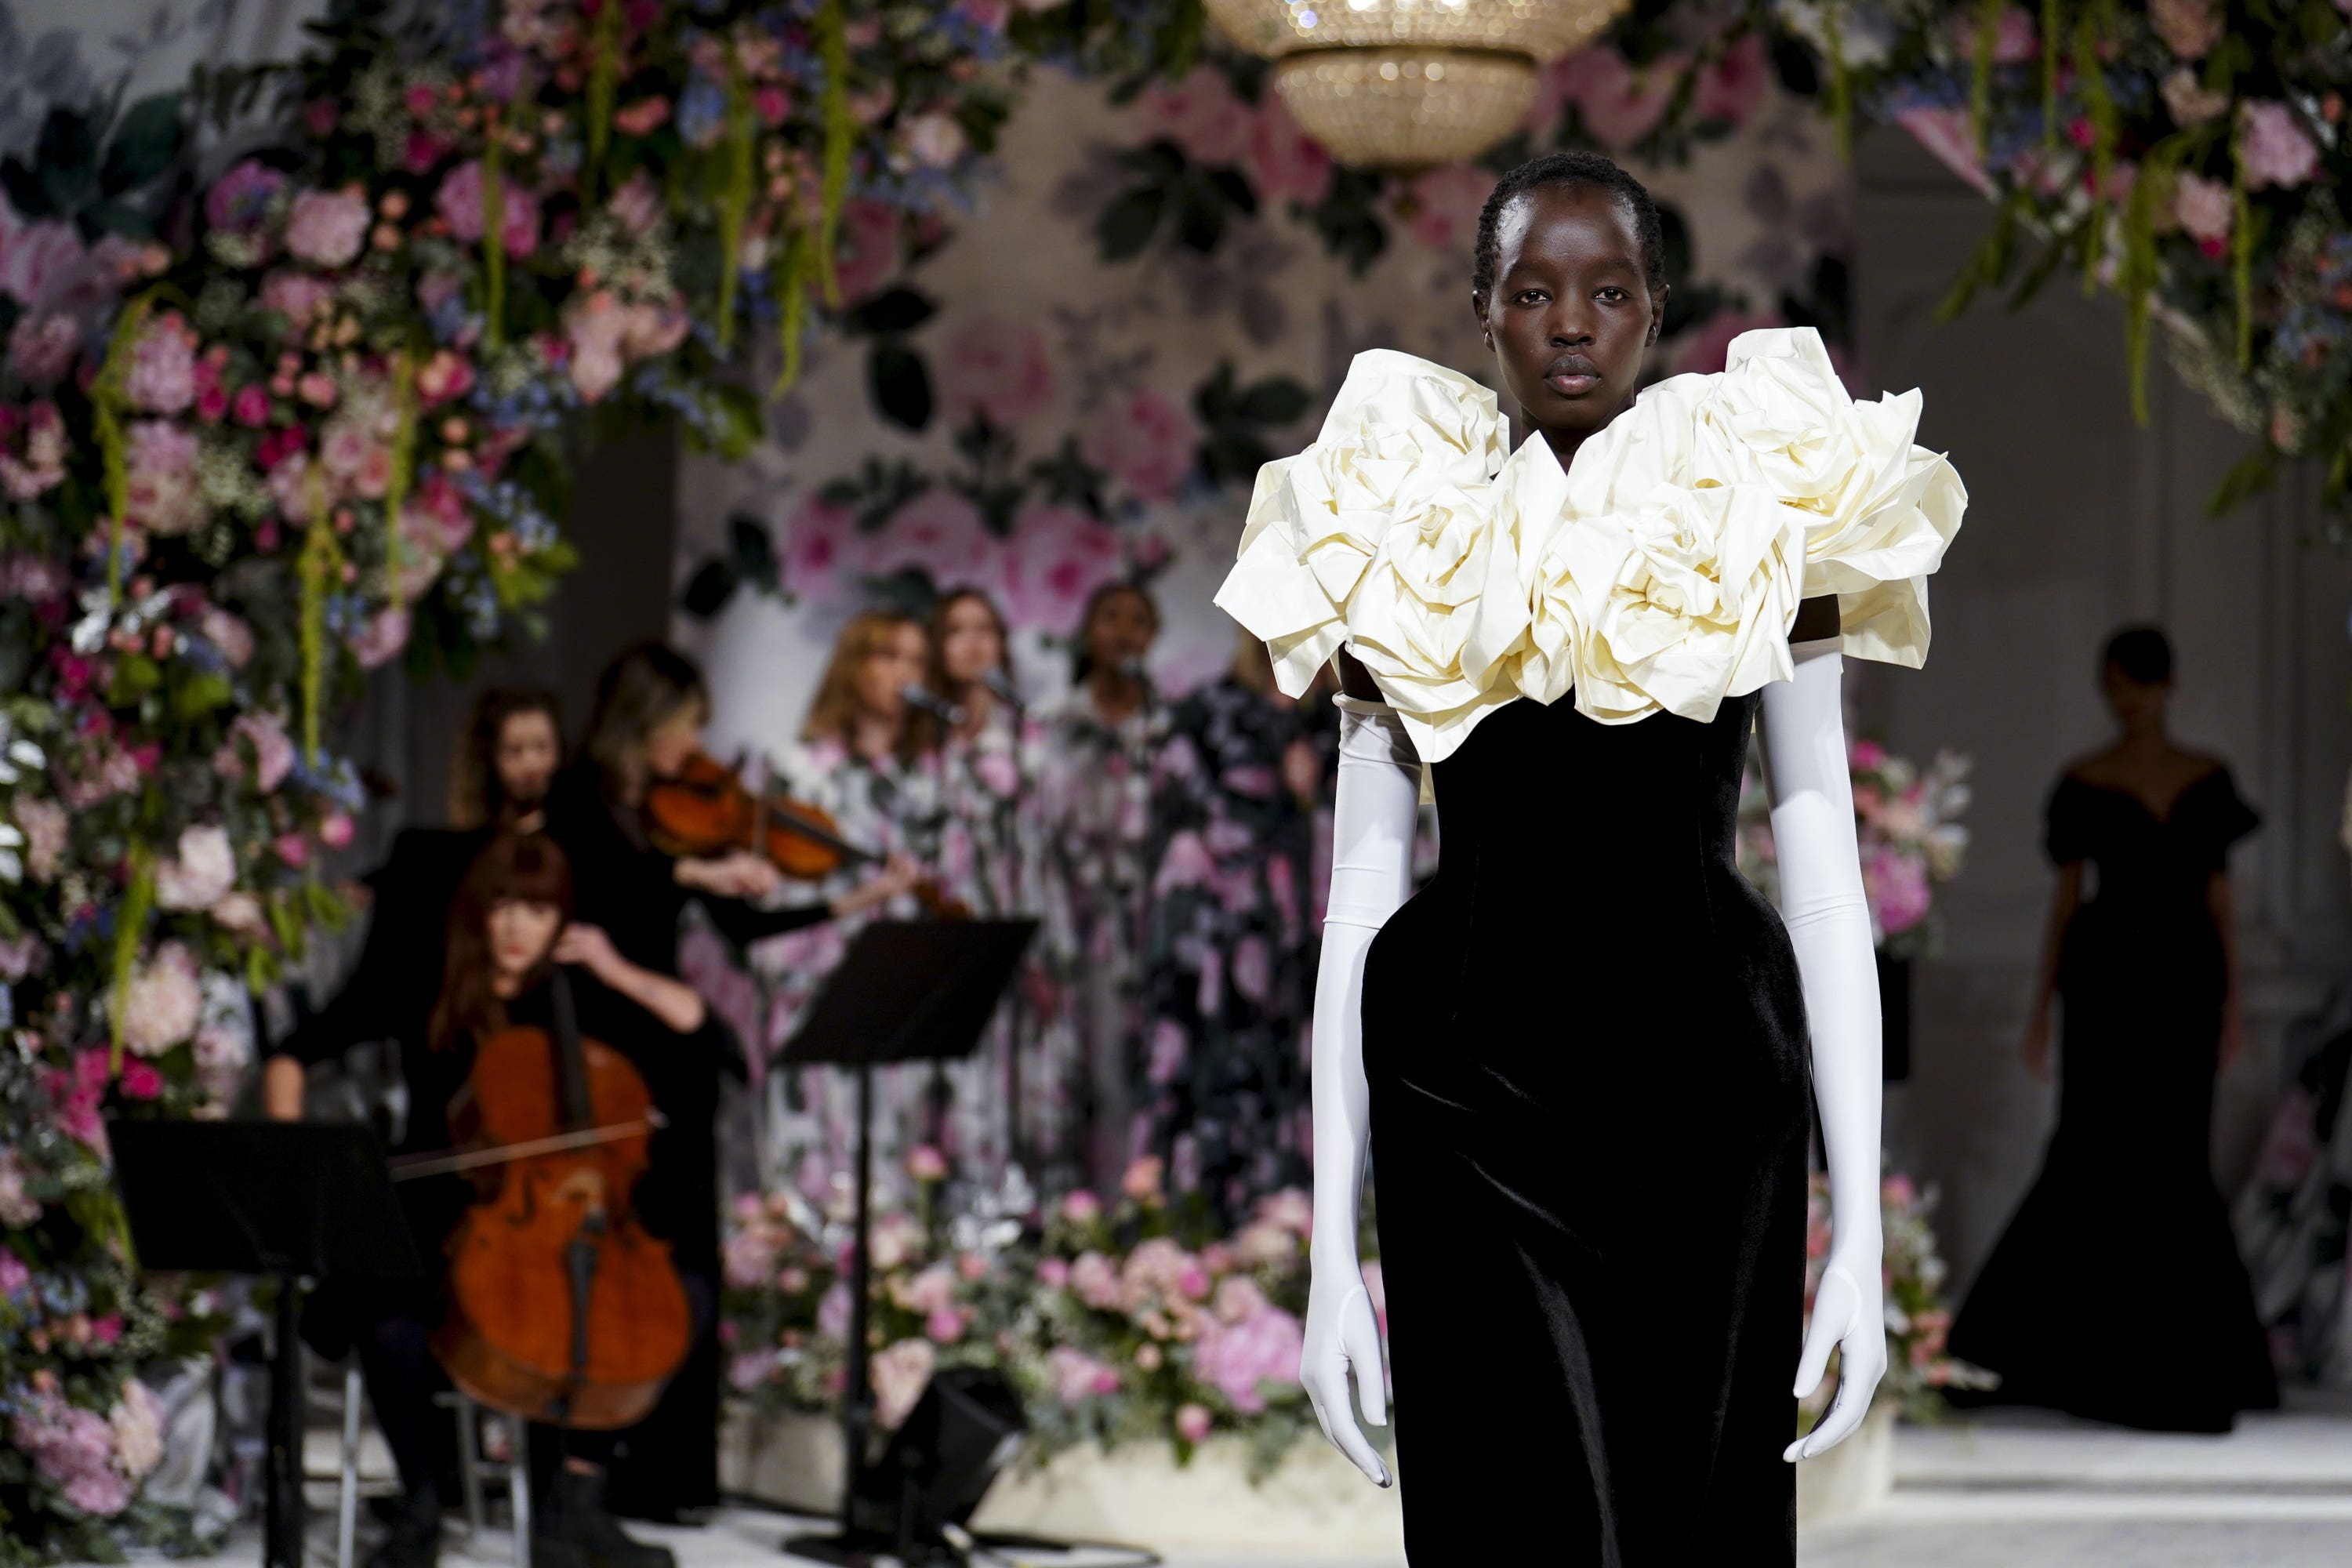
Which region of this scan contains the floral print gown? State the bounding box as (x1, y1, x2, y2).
(1137, 677, 1335, 1225)
(1036, 689, 1167, 1189)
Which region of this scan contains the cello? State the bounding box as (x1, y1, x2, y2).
(427, 967, 691, 1430)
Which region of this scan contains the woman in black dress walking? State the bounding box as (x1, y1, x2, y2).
(1951, 626, 2278, 1431)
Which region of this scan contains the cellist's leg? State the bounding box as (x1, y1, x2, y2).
(354, 1298, 444, 1568)
(530, 1428, 675, 1568)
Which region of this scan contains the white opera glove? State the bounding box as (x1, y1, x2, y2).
(1301, 694, 1421, 1489)
(1757, 640, 1889, 1462)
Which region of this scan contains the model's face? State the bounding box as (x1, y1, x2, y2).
(1085, 591, 1157, 672)
(858, 624, 930, 720)
(1476, 183, 1666, 456)
(487, 899, 561, 981)
(643, 702, 703, 779)
(938, 599, 1004, 688)
(2103, 665, 2170, 728)
(494, 710, 559, 809)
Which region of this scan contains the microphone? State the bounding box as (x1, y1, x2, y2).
(900, 684, 967, 727)
(982, 668, 1024, 710)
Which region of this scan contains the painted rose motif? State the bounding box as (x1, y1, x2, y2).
(1247, 99, 1334, 207)
(999, 503, 1123, 633)
(869, 488, 996, 586)
(1139, 66, 1250, 165)
(937, 316, 1055, 428)
(1081, 389, 1196, 502)
(1552, 45, 1686, 151)
(1394, 165, 1494, 254)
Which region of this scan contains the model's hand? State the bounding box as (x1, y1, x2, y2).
(1301, 1260, 1390, 1487)
(1784, 1255, 1887, 1462)
(2021, 1007, 2053, 1082)
(553, 923, 622, 983)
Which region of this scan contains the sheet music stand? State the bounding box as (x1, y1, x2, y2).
(111, 1120, 422, 1568)
(771, 918, 1037, 1568)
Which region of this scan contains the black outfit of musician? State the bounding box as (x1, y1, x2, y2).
(539, 762, 831, 1518)
(1950, 768, 2279, 1432)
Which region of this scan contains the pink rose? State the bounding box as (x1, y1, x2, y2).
(1947, 7, 2039, 65)
(435, 160, 542, 260)
(353, 606, 411, 670)
(998, 504, 1122, 633)
(125, 310, 198, 414)
(1553, 46, 1686, 151)
(121, 941, 202, 1058)
(780, 495, 864, 598)
(827, 198, 902, 307)
(275, 833, 311, 869)
(1082, 390, 1196, 502)
(1070, 1251, 1122, 1309)
(260, 268, 336, 328)
(1393, 164, 1494, 254)
(7, 310, 79, 387)
(2240, 100, 2319, 189)
(1062, 1189, 1103, 1225)
(285, 188, 370, 268)
(1192, 1306, 1305, 1414)
(230, 383, 271, 426)
(1671, 310, 1785, 377)
(319, 811, 357, 850)
(1047, 1345, 1121, 1407)
(119, 1061, 164, 1101)
(1036, 1258, 1071, 1288)
(937, 317, 1055, 428)
(1174, 1403, 1213, 1444)
(906, 1144, 949, 1183)
(870, 488, 994, 586)
(924, 1308, 966, 1343)
(2149, 0, 2221, 59)
(1693, 33, 1771, 125)
(1864, 847, 1933, 936)
(1247, 100, 1333, 206)
(1139, 67, 1250, 165)
(1122, 1156, 1165, 1204)
(2172, 171, 2233, 247)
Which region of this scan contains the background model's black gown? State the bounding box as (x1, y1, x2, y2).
(1362, 691, 1812, 1566)
(1950, 768, 2278, 1432)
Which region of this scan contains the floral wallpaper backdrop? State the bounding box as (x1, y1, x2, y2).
(676, 56, 1858, 753)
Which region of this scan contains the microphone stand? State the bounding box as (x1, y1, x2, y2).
(989, 672, 1034, 1180)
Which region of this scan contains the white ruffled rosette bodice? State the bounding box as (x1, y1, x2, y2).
(1214, 327, 1965, 765)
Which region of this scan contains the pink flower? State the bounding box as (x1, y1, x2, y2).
(353, 606, 411, 670)
(1122, 1156, 1166, 1204)
(121, 941, 202, 1058)
(1070, 1251, 1122, 1309)
(260, 268, 336, 328)
(2241, 101, 2319, 189)
(1895, 105, 1994, 198)
(1146, 1020, 1188, 1086)
(125, 310, 198, 414)
(0, 1244, 31, 1291)
(1247, 100, 1333, 206)
(937, 317, 1054, 428)
(0, 1149, 40, 1226)
(869, 488, 995, 586)
(124, 419, 204, 535)
(1864, 846, 1933, 936)
(1393, 165, 1494, 253)
(1083, 390, 1196, 502)
(319, 811, 357, 850)
(1553, 46, 1685, 151)
(779, 495, 863, 598)
(285, 188, 369, 268)
(1046, 1345, 1121, 1406)
(230, 383, 271, 426)
(1192, 1306, 1305, 1414)
(12, 1393, 132, 1517)
(435, 160, 542, 260)
(274, 832, 312, 869)
(1062, 1189, 1103, 1225)
(1232, 935, 1272, 1004)
(924, 1308, 967, 1343)
(1139, 67, 1250, 165)
(1036, 1257, 1071, 1289)
(1153, 830, 1214, 894)
(1671, 310, 1785, 376)
(870, 1339, 937, 1430)
(1174, 1403, 1213, 1443)
(119, 1061, 165, 1101)
(728, 1349, 779, 1392)
(2172, 171, 2232, 245)
(1947, 7, 2038, 65)
(614, 97, 673, 137)
(1849, 739, 1887, 771)
(1693, 33, 1771, 125)
(906, 1144, 949, 1183)
(154, 824, 236, 912)
(827, 199, 902, 307)
(8, 310, 80, 387)
(205, 160, 287, 234)
(606, 171, 663, 236)
(2149, 0, 2221, 60)
(998, 504, 1123, 633)
(216, 711, 295, 792)
(1212, 1276, 1267, 1325)
(9, 799, 66, 882)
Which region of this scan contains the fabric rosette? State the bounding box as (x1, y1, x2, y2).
(1214, 350, 1521, 762)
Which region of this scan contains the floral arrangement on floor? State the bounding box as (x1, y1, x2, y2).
(0, 2, 1018, 1557)
(723, 1152, 1365, 1483)
(1803, 1167, 1995, 1429)
(725, 1152, 1982, 1479)
(1738, 739, 1973, 960)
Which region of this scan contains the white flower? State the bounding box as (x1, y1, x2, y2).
(154, 824, 237, 912)
(120, 941, 204, 1057)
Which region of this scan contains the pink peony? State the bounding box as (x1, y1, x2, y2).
(1247, 100, 1334, 206)
(1212, 1276, 1267, 1325)
(869, 488, 995, 586)
(1552, 46, 1684, 151)
(1069, 1251, 1122, 1309)
(1062, 1189, 1103, 1225)
(124, 419, 204, 535)
(154, 824, 236, 911)
(259, 268, 336, 328)
(1082, 390, 1196, 502)
(924, 1308, 967, 1343)
(937, 317, 1055, 428)
(998, 504, 1123, 633)
(1174, 1403, 1213, 1443)
(1192, 1306, 1305, 1414)
(8, 310, 80, 387)
(1046, 1345, 1121, 1407)
(1394, 165, 1494, 254)
(13, 1394, 132, 1517)
(121, 941, 203, 1058)
(1672, 310, 1785, 377)
(2173, 171, 2233, 248)
(1693, 33, 1771, 125)
(285, 188, 369, 268)
(435, 161, 542, 260)
(216, 711, 295, 792)
(125, 310, 198, 414)
(779, 495, 863, 598)
(1139, 67, 1250, 165)
(1036, 1257, 1071, 1288)
(2241, 101, 2320, 189)
(2149, 0, 2221, 59)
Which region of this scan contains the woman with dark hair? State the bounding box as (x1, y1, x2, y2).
(449, 687, 563, 830)
(1038, 581, 1165, 1186)
(265, 832, 716, 1568)
(1216, 149, 1964, 1559)
(1951, 625, 2277, 1431)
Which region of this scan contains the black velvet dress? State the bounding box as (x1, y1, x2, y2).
(1949, 768, 2278, 1432)
(1362, 689, 1812, 1565)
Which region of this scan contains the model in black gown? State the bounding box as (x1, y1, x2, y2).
(1950, 767, 2278, 1431)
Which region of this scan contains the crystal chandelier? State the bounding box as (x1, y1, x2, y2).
(1203, 0, 1630, 170)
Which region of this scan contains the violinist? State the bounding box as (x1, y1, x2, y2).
(264, 832, 705, 1568)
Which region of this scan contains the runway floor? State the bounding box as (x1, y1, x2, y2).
(187, 1393, 2352, 1568)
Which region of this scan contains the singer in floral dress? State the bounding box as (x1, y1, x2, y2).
(1037, 581, 1166, 1188)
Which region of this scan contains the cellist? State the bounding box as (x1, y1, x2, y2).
(265, 833, 706, 1568)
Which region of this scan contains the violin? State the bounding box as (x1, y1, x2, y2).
(643, 750, 970, 919)
(430, 968, 691, 1430)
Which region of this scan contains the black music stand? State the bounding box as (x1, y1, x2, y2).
(112, 1120, 422, 1568)
(771, 918, 1037, 1568)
